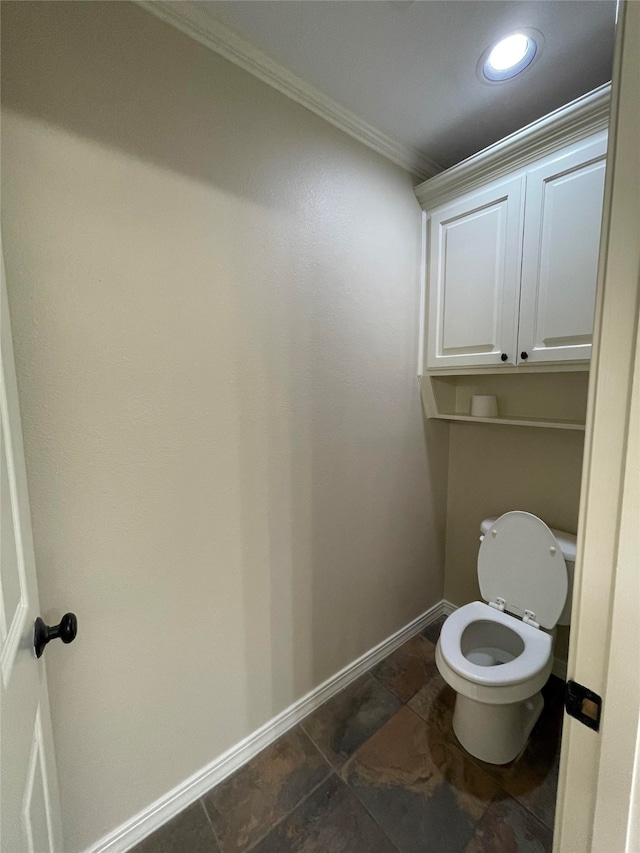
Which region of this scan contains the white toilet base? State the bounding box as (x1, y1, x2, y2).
(452, 691, 544, 765)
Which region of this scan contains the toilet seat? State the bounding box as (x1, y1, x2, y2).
(439, 601, 552, 686)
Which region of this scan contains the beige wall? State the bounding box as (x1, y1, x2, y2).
(444, 423, 584, 605)
(444, 422, 585, 661)
(0, 3, 448, 850)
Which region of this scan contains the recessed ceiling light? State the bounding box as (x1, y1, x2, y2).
(487, 34, 531, 72)
(478, 30, 542, 83)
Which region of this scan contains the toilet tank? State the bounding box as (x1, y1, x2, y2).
(480, 517, 577, 626)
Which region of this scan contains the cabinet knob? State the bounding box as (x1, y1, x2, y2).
(500, 353, 508, 362)
(521, 351, 529, 360)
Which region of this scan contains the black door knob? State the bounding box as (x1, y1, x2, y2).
(500, 353, 508, 361)
(521, 351, 529, 360)
(34, 613, 77, 658)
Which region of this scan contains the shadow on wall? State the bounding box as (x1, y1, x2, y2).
(1, 3, 448, 849)
(2, 1, 317, 209)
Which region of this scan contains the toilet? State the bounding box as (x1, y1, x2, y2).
(436, 510, 576, 765)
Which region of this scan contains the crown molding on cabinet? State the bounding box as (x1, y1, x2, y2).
(415, 83, 611, 211)
(136, 0, 442, 180)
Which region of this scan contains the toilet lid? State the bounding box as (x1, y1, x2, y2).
(477, 511, 568, 629)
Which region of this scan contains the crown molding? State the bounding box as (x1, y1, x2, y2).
(136, 1, 442, 180)
(415, 83, 611, 210)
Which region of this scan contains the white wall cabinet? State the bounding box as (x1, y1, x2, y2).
(424, 131, 606, 371)
(518, 135, 607, 364)
(415, 85, 610, 429)
(426, 175, 524, 369)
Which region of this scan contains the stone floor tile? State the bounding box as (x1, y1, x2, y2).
(342, 706, 501, 853)
(202, 726, 330, 852)
(421, 615, 448, 645)
(131, 801, 219, 853)
(140, 649, 561, 853)
(251, 774, 399, 852)
(500, 685, 564, 830)
(301, 674, 402, 769)
(407, 669, 456, 746)
(464, 794, 553, 853)
(371, 634, 438, 703)
(463, 676, 564, 830)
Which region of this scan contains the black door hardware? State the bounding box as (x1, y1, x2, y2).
(521, 351, 529, 360)
(34, 613, 77, 658)
(500, 353, 508, 361)
(565, 680, 602, 731)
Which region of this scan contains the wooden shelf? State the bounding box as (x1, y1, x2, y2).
(429, 413, 586, 431)
(420, 370, 589, 431)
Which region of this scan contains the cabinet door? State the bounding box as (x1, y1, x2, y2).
(518, 133, 607, 364)
(426, 176, 524, 370)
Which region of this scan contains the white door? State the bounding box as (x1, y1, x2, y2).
(554, 2, 640, 850)
(1, 243, 64, 852)
(518, 133, 607, 365)
(426, 175, 524, 369)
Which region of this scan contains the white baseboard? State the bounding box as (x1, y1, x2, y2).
(552, 656, 568, 681)
(86, 600, 448, 853)
(86, 597, 566, 853)
(440, 599, 457, 617)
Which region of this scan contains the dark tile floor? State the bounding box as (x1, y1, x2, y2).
(133, 616, 563, 852)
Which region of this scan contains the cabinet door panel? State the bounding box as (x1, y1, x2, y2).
(518, 134, 607, 364)
(426, 176, 524, 369)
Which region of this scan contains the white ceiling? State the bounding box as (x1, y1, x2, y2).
(195, 0, 616, 171)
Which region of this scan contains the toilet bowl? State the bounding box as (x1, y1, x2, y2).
(436, 511, 575, 765)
